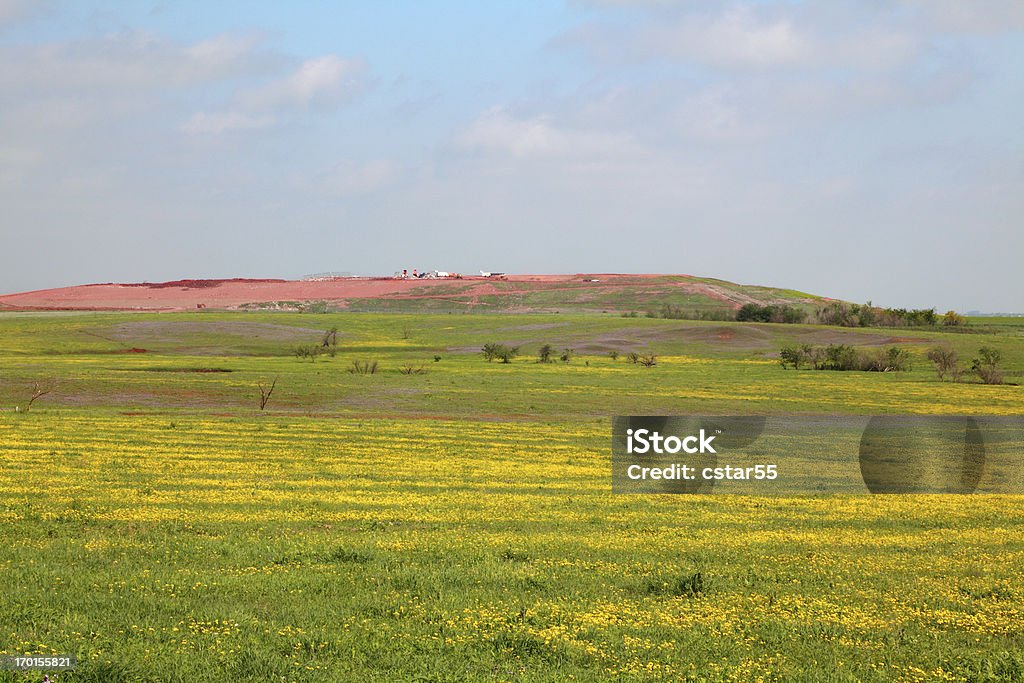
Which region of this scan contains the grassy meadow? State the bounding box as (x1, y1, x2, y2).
(1, 311, 1023, 681)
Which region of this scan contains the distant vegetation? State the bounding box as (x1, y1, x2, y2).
(927, 345, 1007, 384)
(814, 302, 966, 328)
(736, 303, 807, 324)
(779, 344, 912, 372)
(622, 300, 967, 329)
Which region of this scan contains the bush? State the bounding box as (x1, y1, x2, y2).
(942, 310, 966, 327)
(779, 344, 812, 369)
(608, 350, 619, 361)
(638, 355, 657, 368)
(294, 344, 323, 362)
(482, 343, 519, 364)
(626, 352, 640, 365)
(927, 346, 961, 381)
(659, 303, 686, 319)
(537, 344, 554, 363)
(559, 348, 574, 363)
(781, 344, 912, 372)
(736, 303, 806, 324)
(972, 347, 1004, 385)
(399, 364, 425, 375)
(348, 360, 379, 375)
(860, 346, 913, 372)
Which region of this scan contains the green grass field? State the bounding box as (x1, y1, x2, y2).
(1, 312, 1023, 681)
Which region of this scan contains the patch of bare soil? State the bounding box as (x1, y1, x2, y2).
(795, 330, 930, 346)
(99, 321, 327, 345)
(493, 323, 571, 332)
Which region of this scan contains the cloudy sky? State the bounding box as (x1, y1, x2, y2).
(1, 1, 1021, 311)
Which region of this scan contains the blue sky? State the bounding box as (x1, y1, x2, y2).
(1, 0, 1022, 311)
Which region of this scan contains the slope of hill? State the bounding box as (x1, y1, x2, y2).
(0, 273, 827, 314)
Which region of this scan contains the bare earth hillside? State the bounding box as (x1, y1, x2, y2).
(0, 273, 827, 314)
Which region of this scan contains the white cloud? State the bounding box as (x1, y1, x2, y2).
(180, 111, 275, 134)
(672, 85, 767, 143)
(906, 0, 1024, 34)
(184, 55, 366, 135)
(320, 159, 400, 196)
(560, 3, 929, 72)
(655, 7, 814, 68)
(456, 107, 640, 162)
(0, 30, 281, 100)
(240, 55, 365, 111)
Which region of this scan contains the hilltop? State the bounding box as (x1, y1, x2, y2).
(0, 273, 827, 314)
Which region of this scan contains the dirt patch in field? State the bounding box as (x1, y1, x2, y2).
(133, 367, 234, 373)
(796, 330, 930, 346)
(577, 325, 775, 353)
(100, 321, 327, 345)
(493, 322, 571, 332)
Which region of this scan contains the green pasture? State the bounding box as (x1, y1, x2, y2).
(0, 311, 1022, 681)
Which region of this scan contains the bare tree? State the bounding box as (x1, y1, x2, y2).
(25, 380, 56, 412)
(321, 327, 337, 347)
(926, 346, 961, 381)
(258, 376, 278, 411)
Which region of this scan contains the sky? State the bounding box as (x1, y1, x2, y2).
(1, 1, 1022, 311)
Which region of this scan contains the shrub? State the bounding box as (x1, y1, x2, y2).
(824, 344, 860, 371)
(399, 364, 425, 375)
(482, 343, 519, 364)
(626, 352, 640, 364)
(559, 348, 574, 363)
(782, 344, 912, 372)
(779, 344, 812, 369)
(294, 344, 323, 362)
(927, 346, 961, 381)
(659, 303, 686, 320)
(737, 303, 806, 324)
(972, 347, 1004, 385)
(885, 346, 913, 372)
(349, 360, 379, 375)
(942, 310, 966, 327)
(638, 355, 657, 368)
(608, 350, 619, 360)
(861, 347, 913, 372)
(537, 344, 554, 363)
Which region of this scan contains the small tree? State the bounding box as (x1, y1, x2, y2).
(942, 310, 965, 327)
(779, 344, 812, 370)
(321, 327, 339, 356)
(258, 376, 278, 410)
(972, 347, 1004, 385)
(608, 350, 619, 361)
(882, 346, 912, 372)
(626, 352, 640, 365)
(483, 343, 518, 364)
(559, 348, 574, 363)
(295, 344, 323, 362)
(639, 355, 658, 368)
(537, 344, 554, 363)
(24, 380, 56, 412)
(927, 346, 960, 381)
